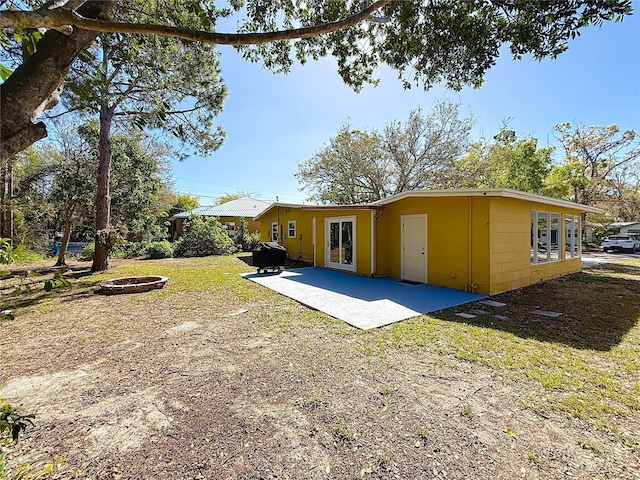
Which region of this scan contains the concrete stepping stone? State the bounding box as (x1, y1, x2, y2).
(495, 315, 510, 321)
(480, 300, 507, 307)
(531, 310, 562, 318)
(456, 313, 477, 319)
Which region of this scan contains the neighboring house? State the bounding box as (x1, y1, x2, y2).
(608, 221, 640, 235)
(169, 197, 271, 240)
(255, 189, 599, 296)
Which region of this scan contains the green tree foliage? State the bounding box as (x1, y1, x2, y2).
(453, 129, 554, 194)
(0, 120, 173, 261)
(3, 147, 57, 249)
(171, 194, 200, 215)
(60, 0, 227, 271)
(108, 134, 166, 242)
(48, 121, 96, 265)
(0, 237, 22, 265)
(64, 7, 226, 157)
(216, 192, 253, 205)
(296, 126, 388, 204)
(296, 100, 474, 203)
(551, 123, 640, 217)
(0, 1, 633, 163)
(173, 216, 236, 257)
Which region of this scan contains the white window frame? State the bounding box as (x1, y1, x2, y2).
(564, 215, 581, 259)
(549, 212, 560, 261)
(325, 216, 356, 272)
(271, 222, 278, 242)
(225, 221, 236, 232)
(532, 210, 580, 264)
(288, 220, 296, 239)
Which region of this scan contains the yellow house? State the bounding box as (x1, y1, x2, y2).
(169, 197, 271, 240)
(254, 189, 599, 295)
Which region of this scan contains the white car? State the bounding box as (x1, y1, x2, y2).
(602, 235, 640, 253)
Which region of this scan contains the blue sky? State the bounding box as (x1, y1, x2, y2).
(171, 10, 640, 205)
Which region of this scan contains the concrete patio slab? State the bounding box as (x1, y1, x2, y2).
(241, 267, 485, 329)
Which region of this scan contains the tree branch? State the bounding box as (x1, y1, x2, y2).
(0, 0, 117, 166)
(0, 1, 391, 45)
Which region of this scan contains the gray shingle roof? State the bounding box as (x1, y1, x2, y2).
(170, 197, 272, 220)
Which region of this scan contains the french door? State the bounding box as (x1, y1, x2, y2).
(325, 216, 356, 272)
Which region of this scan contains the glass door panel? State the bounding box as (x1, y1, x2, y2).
(341, 221, 353, 265)
(330, 221, 340, 264)
(325, 217, 356, 271)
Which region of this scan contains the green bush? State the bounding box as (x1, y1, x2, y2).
(146, 240, 173, 259)
(174, 216, 236, 257)
(111, 241, 148, 259)
(79, 242, 95, 261)
(240, 232, 261, 252)
(233, 218, 261, 252)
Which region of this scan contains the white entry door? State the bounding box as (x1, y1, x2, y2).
(325, 216, 356, 272)
(401, 214, 427, 283)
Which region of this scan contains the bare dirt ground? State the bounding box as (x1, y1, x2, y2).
(1, 257, 638, 479)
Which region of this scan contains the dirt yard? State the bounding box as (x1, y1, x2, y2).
(1, 256, 639, 479)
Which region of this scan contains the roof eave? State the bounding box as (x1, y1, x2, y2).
(374, 188, 600, 213)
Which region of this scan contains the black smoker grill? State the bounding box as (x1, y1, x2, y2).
(252, 242, 287, 273)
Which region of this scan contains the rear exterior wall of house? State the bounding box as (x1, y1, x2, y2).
(258, 207, 373, 273)
(258, 195, 586, 296)
(376, 196, 484, 292)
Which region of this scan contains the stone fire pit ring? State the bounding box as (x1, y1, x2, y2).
(97, 276, 168, 295)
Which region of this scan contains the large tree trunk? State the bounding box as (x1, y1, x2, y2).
(0, 165, 7, 238)
(91, 103, 114, 272)
(54, 202, 74, 267)
(0, 1, 116, 166)
(0, 161, 14, 239)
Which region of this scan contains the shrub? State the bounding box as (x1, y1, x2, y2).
(111, 241, 148, 259)
(1, 401, 34, 442)
(80, 242, 95, 261)
(244, 232, 261, 251)
(174, 216, 237, 257)
(233, 218, 261, 252)
(146, 241, 173, 259)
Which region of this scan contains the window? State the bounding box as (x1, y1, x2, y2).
(531, 210, 548, 264)
(532, 210, 580, 264)
(288, 220, 296, 239)
(564, 215, 580, 259)
(271, 222, 278, 242)
(549, 213, 560, 261)
(225, 222, 236, 232)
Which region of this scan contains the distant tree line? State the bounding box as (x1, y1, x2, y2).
(0, 118, 191, 263)
(296, 100, 640, 224)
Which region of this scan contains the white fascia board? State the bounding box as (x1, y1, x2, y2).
(372, 189, 600, 213)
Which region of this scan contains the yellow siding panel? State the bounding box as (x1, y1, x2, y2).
(488, 198, 584, 294)
(258, 207, 373, 273)
(377, 197, 476, 290)
(488, 198, 534, 294)
(531, 258, 581, 284)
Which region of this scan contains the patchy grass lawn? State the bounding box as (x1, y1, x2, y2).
(1, 254, 639, 479)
